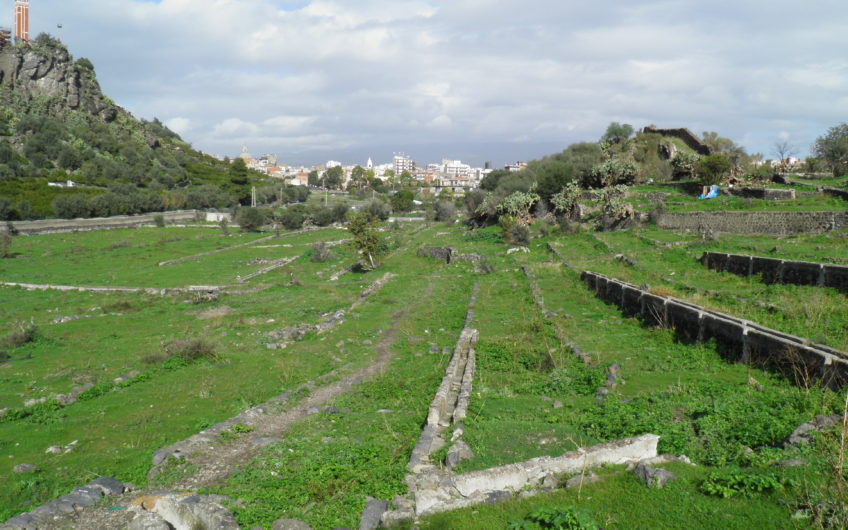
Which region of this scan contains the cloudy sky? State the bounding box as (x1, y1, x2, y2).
(10, 0, 848, 166)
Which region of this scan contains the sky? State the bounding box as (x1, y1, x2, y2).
(7, 0, 848, 166)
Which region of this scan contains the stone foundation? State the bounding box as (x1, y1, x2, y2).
(701, 252, 848, 291)
(657, 211, 848, 235)
(581, 271, 848, 389)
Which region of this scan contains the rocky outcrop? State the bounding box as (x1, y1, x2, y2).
(0, 43, 119, 122)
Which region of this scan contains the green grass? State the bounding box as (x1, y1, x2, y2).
(1, 214, 846, 529)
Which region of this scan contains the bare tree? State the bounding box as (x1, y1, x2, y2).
(773, 140, 796, 172)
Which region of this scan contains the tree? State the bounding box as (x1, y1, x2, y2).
(601, 122, 634, 144)
(308, 170, 320, 186)
(390, 190, 414, 212)
(235, 207, 267, 232)
(773, 140, 796, 163)
(228, 158, 251, 204)
(813, 123, 848, 177)
(350, 165, 367, 190)
(324, 166, 344, 189)
(347, 210, 382, 270)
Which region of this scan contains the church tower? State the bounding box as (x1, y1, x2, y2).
(14, 0, 29, 42)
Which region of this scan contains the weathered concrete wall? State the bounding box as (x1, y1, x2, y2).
(657, 211, 848, 235)
(728, 188, 796, 200)
(581, 271, 848, 389)
(642, 126, 711, 155)
(701, 252, 848, 291)
(1, 210, 202, 235)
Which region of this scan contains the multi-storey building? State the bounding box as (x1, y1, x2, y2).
(14, 0, 29, 42)
(393, 154, 415, 174)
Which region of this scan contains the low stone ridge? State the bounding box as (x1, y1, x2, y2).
(656, 211, 848, 235)
(634, 462, 678, 488)
(417, 246, 454, 263)
(0, 210, 201, 236)
(783, 414, 843, 447)
(389, 434, 660, 520)
(1, 477, 128, 529)
(359, 499, 389, 530)
(0, 281, 224, 297)
(701, 251, 848, 291)
(580, 270, 848, 389)
(727, 187, 796, 200)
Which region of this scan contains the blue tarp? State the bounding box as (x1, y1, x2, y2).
(698, 185, 718, 199)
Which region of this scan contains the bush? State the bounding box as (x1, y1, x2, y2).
(162, 337, 219, 363)
(506, 223, 530, 245)
(277, 209, 304, 230)
(153, 214, 165, 227)
(367, 199, 391, 221)
(697, 154, 732, 186)
(0, 232, 11, 258)
(2, 319, 38, 348)
(310, 241, 334, 262)
(235, 207, 267, 232)
(435, 200, 456, 223)
(52, 194, 91, 219)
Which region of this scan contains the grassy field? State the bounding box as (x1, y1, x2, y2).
(1, 195, 846, 529)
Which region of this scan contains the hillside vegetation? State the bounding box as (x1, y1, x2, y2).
(0, 35, 265, 220)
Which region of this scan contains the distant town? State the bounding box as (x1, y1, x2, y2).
(222, 146, 527, 195)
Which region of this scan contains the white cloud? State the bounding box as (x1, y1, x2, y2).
(31, 0, 848, 164)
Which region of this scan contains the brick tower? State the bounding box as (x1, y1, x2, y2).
(14, 0, 29, 42)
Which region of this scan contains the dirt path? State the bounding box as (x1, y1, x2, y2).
(36, 274, 432, 530)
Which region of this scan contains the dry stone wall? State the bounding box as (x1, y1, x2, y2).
(642, 126, 711, 155)
(581, 271, 848, 389)
(1, 210, 201, 235)
(657, 211, 848, 235)
(701, 252, 848, 291)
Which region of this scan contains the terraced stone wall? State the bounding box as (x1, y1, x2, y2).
(581, 271, 848, 389)
(656, 211, 848, 235)
(701, 252, 848, 291)
(1, 210, 202, 235)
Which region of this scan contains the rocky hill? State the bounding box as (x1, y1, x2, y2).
(0, 35, 118, 123)
(0, 34, 254, 220)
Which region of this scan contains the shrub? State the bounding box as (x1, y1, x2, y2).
(219, 218, 230, 236)
(153, 214, 165, 227)
(435, 200, 456, 222)
(277, 209, 304, 230)
(697, 154, 732, 186)
(162, 337, 219, 363)
(506, 224, 530, 245)
(367, 199, 391, 221)
(2, 319, 38, 348)
(0, 232, 11, 258)
(235, 207, 267, 232)
(310, 241, 334, 262)
(508, 505, 599, 530)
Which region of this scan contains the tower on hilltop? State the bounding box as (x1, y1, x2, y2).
(14, 0, 29, 42)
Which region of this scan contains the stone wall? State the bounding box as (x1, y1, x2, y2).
(642, 126, 711, 155)
(823, 187, 848, 201)
(728, 188, 796, 200)
(2, 210, 202, 235)
(656, 211, 848, 235)
(580, 271, 848, 389)
(701, 252, 848, 291)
